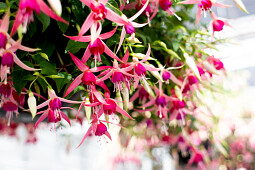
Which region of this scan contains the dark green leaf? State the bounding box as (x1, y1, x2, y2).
(66, 40, 88, 54)
(54, 72, 72, 93)
(39, 61, 58, 75)
(36, 12, 50, 32)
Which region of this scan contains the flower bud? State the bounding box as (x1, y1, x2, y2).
(121, 84, 129, 110)
(213, 19, 224, 32)
(84, 97, 92, 123)
(184, 53, 201, 81)
(28, 91, 37, 119)
(174, 86, 182, 101)
(162, 70, 171, 81)
(115, 90, 123, 110)
(47, 0, 62, 16)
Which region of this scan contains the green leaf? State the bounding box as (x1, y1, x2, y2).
(0, 2, 7, 11)
(46, 75, 64, 78)
(57, 7, 70, 33)
(54, 72, 72, 93)
(12, 66, 31, 95)
(66, 40, 88, 54)
(36, 12, 50, 32)
(39, 53, 49, 61)
(39, 61, 58, 75)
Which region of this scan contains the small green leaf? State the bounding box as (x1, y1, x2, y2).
(66, 40, 88, 54)
(39, 53, 49, 61)
(39, 61, 58, 75)
(46, 75, 64, 78)
(54, 72, 72, 93)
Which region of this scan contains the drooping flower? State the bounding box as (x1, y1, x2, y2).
(179, 0, 230, 24)
(66, 27, 123, 65)
(63, 52, 110, 98)
(11, 0, 68, 36)
(159, 0, 182, 20)
(210, 12, 231, 36)
(34, 88, 81, 129)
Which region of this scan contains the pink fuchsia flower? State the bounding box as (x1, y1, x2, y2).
(76, 110, 124, 148)
(34, 88, 81, 129)
(63, 52, 110, 97)
(116, 1, 149, 53)
(97, 60, 136, 92)
(179, 0, 230, 24)
(158, 0, 182, 20)
(207, 55, 225, 70)
(130, 86, 151, 105)
(65, 27, 123, 65)
(11, 0, 68, 36)
(210, 12, 231, 36)
(78, 0, 129, 37)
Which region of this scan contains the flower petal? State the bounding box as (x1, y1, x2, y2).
(34, 111, 48, 129)
(76, 125, 93, 148)
(129, 0, 149, 21)
(99, 26, 118, 40)
(102, 41, 124, 62)
(0, 11, 9, 32)
(105, 8, 127, 25)
(104, 131, 112, 140)
(60, 112, 71, 126)
(140, 44, 151, 63)
(81, 47, 92, 63)
(37, 0, 68, 24)
(13, 53, 39, 71)
(178, 0, 199, 4)
(63, 74, 83, 97)
(116, 27, 126, 54)
(69, 52, 87, 71)
(116, 105, 134, 120)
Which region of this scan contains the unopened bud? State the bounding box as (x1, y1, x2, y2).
(202, 61, 218, 75)
(184, 53, 201, 81)
(121, 84, 129, 111)
(174, 86, 182, 101)
(47, 0, 62, 16)
(115, 90, 123, 110)
(84, 97, 92, 124)
(28, 92, 37, 119)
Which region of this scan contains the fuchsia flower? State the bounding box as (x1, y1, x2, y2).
(159, 0, 181, 20)
(64, 52, 110, 97)
(210, 12, 231, 36)
(76, 108, 125, 148)
(34, 88, 81, 129)
(97, 59, 136, 92)
(116, 1, 149, 53)
(207, 55, 225, 70)
(130, 86, 150, 105)
(0, 12, 39, 83)
(179, 0, 230, 24)
(11, 0, 68, 36)
(66, 26, 123, 65)
(78, 0, 129, 38)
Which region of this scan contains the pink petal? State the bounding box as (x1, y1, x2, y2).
(196, 8, 202, 25)
(116, 27, 126, 54)
(97, 70, 113, 82)
(59, 97, 83, 104)
(10, 9, 23, 36)
(100, 120, 125, 128)
(13, 53, 39, 71)
(69, 52, 87, 71)
(0, 10, 9, 32)
(131, 22, 147, 28)
(121, 63, 135, 72)
(102, 41, 123, 62)
(63, 74, 83, 97)
(64, 35, 91, 42)
(104, 131, 112, 140)
(61, 107, 77, 112)
(76, 102, 84, 119)
(213, 2, 231, 8)
(179, 0, 199, 4)
(99, 26, 118, 40)
(122, 48, 129, 62)
(37, 0, 68, 24)
(98, 0, 108, 5)
(170, 72, 183, 86)
(78, 13, 94, 37)
(36, 110, 45, 115)
(143, 64, 161, 71)
(129, 89, 139, 102)
(60, 112, 71, 126)
(129, 0, 149, 21)
(97, 69, 111, 77)
(133, 77, 140, 89)
(95, 78, 110, 92)
(139, 99, 154, 108)
(141, 44, 151, 63)
(116, 105, 134, 120)
(9, 39, 39, 52)
(90, 66, 113, 72)
(34, 111, 48, 129)
(80, 0, 96, 7)
(36, 100, 50, 110)
(119, 69, 137, 78)
(93, 91, 107, 104)
(105, 8, 128, 25)
(150, 1, 158, 20)
(81, 47, 92, 63)
(76, 125, 93, 148)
